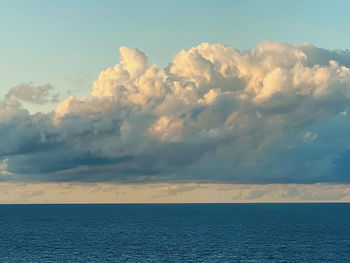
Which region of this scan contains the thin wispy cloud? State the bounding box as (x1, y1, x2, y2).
(6, 83, 59, 104)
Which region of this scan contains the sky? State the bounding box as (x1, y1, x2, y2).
(2, 1, 350, 203)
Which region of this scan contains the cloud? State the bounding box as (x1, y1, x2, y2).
(0, 98, 24, 123)
(0, 159, 13, 176)
(6, 83, 59, 104)
(2, 42, 350, 184)
(150, 183, 202, 198)
(303, 131, 318, 143)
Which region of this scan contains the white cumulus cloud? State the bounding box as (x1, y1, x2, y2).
(2, 42, 350, 184)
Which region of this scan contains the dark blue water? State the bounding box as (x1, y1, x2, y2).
(0, 204, 350, 262)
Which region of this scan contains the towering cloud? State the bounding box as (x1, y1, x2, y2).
(2, 42, 350, 183)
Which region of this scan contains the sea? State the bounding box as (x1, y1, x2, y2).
(0, 203, 349, 262)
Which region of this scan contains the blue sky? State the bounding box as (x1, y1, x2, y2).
(2, 0, 350, 101)
(2, 1, 350, 202)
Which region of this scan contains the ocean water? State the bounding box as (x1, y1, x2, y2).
(0, 204, 350, 262)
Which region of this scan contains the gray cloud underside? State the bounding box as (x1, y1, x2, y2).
(2, 42, 350, 183)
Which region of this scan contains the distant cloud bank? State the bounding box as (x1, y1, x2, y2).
(2, 42, 350, 183)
